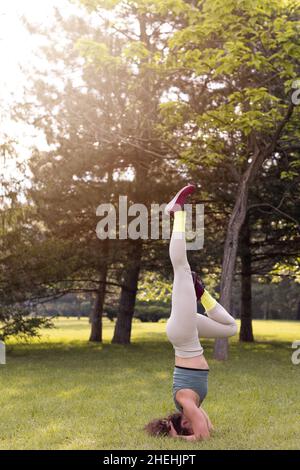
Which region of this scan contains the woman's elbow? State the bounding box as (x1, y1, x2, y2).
(194, 430, 210, 441)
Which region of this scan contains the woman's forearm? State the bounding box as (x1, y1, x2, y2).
(176, 434, 197, 441)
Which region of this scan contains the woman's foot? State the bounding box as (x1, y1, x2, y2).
(164, 184, 196, 215)
(191, 271, 205, 300)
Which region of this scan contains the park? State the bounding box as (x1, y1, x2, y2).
(0, 0, 299, 453)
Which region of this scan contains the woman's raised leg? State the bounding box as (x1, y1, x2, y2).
(166, 211, 202, 356)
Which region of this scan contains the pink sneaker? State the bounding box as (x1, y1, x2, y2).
(164, 184, 196, 215)
(191, 271, 205, 300)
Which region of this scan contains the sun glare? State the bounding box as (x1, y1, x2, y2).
(0, 1, 67, 99)
(0, 0, 73, 183)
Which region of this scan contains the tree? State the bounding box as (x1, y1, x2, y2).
(0, 139, 54, 340)
(20, 2, 189, 344)
(238, 147, 300, 341)
(239, 213, 253, 341)
(156, 0, 300, 358)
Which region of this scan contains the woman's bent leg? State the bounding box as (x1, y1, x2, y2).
(196, 301, 238, 338)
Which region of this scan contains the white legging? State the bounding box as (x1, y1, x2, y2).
(166, 224, 237, 358)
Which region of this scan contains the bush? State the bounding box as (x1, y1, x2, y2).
(103, 301, 170, 322)
(0, 305, 54, 341)
(134, 301, 170, 322)
(105, 305, 118, 321)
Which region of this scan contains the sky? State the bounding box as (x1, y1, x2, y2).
(0, 0, 139, 197)
(0, 0, 74, 99)
(0, 0, 71, 112)
(0, 0, 75, 185)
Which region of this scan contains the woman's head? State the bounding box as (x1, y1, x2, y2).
(144, 412, 192, 437)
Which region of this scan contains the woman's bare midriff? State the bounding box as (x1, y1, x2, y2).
(175, 354, 209, 370)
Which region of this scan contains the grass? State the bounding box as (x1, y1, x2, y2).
(0, 318, 299, 450)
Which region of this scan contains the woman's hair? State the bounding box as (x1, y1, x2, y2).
(144, 412, 190, 437)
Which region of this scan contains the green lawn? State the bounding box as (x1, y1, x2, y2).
(0, 318, 299, 450)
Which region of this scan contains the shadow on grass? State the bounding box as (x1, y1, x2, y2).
(6, 335, 292, 354)
(5, 337, 293, 381)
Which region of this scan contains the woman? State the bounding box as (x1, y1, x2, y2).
(145, 184, 237, 441)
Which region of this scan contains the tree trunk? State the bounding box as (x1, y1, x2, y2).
(264, 300, 269, 320)
(89, 257, 108, 343)
(112, 240, 143, 344)
(239, 215, 254, 342)
(213, 103, 294, 360)
(213, 167, 254, 359)
(297, 300, 300, 321)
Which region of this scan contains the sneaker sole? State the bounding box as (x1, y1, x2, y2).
(164, 186, 194, 215)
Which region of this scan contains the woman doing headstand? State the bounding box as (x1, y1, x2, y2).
(145, 184, 237, 441)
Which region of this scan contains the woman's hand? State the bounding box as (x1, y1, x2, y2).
(169, 421, 197, 441)
(178, 398, 211, 440)
(168, 421, 178, 437)
(199, 407, 214, 432)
